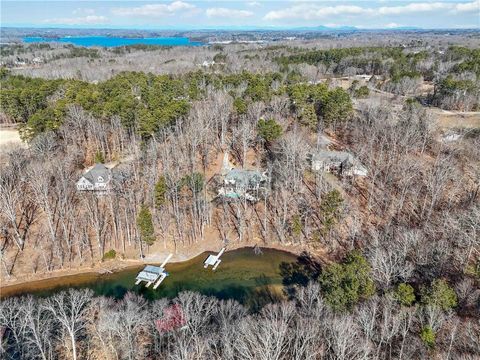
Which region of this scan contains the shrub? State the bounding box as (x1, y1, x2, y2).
(421, 279, 457, 311)
(233, 97, 247, 115)
(354, 85, 370, 98)
(420, 326, 436, 348)
(102, 249, 116, 260)
(394, 283, 416, 306)
(94, 150, 105, 163)
(290, 215, 303, 236)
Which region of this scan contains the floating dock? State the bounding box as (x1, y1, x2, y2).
(204, 248, 225, 270)
(135, 253, 173, 289)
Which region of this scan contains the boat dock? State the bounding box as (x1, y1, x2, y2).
(204, 248, 225, 270)
(135, 253, 173, 289)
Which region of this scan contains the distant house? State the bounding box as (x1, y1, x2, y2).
(201, 60, 215, 67)
(76, 163, 113, 192)
(312, 150, 368, 177)
(218, 152, 268, 201)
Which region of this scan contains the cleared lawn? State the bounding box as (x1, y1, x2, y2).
(0, 129, 23, 149)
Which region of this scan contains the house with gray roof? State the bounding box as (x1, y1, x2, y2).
(312, 150, 368, 177)
(76, 163, 113, 192)
(218, 151, 268, 201)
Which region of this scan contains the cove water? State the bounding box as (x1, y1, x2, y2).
(1, 248, 298, 309)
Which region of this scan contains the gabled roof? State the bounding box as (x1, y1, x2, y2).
(312, 151, 353, 164)
(81, 163, 111, 184)
(225, 169, 266, 188)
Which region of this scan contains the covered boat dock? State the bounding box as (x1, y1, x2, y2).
(204, 248, 225, 270)
(135, 254, 173, 289)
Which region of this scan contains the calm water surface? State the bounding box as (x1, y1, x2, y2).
(23, 36, 203, 47)
(1, 248, 297, 306)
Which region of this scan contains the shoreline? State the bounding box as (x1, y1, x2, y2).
(0, 242, 307, 297)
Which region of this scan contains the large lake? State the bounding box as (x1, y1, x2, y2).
(1, 248, 298, 308)
(23, 36, 203, 47)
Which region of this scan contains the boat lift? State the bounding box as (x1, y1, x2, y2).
(204, 248, 225, 270)
(135, 253, 173, 289)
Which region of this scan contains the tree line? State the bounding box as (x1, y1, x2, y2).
(1, 272, 478, 360)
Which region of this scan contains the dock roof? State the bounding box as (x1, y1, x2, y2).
(204, 255, 218, 266)
(136, 265, 165, 282)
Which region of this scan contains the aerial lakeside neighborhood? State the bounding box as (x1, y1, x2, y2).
(0, 22, 479, 360)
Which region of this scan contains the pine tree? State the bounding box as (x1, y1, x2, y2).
(154, 176, 168, 208)
(137, 204, 155, 246)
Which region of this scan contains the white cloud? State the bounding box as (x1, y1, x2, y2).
(264, 1, 478, 21)
(378, 2, 451, 15)
(385, 22, 399, 28)
(454, 0, 480, 13)
(264, 4, 369, 20)
(247, 1, 261, 7)
(44, 15, 109, 25)
(112, 1, 196, 17)
(206, 8, 254, 18)
(72, 8, 95, 15)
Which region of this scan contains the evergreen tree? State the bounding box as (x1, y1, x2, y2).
(420, 326, 436, 348)
(137, 204, 155, 246)
(257, 118, 283, 143)
(94, 150, 105, 164)
(317, 88, 353, 126)
(320, 189, 343, 235)
(154, 176, 168, 208)
(421, 279, 457, 310)
(394, 283, 416, 306)
(319, 250, 376, 311)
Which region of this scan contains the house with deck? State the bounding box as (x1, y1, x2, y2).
(217, 151, 269, 202)
(76, 163, 113, 192)
(312, 150, 368, 177)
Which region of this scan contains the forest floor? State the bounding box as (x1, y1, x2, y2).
(1, 143, 313, 290)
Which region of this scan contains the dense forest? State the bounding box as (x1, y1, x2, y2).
(1, 36, 479, 359)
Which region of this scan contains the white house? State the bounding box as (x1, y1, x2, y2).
(76, 163, 112, 192)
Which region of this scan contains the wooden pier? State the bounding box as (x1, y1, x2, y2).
(204, 248, 225, 270)
(135, 253, 173, 289)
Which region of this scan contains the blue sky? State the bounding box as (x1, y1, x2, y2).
(1, 1, 479, 29)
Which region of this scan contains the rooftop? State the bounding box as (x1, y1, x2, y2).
(136, 265, 165, 282)
(312, 150, 353, 163)
(225, 169, 267, 188)
(82, 163, 111, 184)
